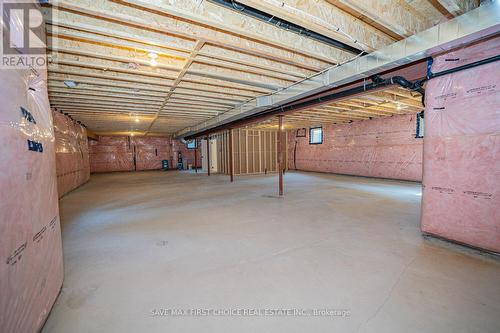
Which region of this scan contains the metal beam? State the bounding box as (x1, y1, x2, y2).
(176, 3, 499, 139)
(207, 137, 211, 176)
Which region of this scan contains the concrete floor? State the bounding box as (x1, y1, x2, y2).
(42, 171, 500, 333)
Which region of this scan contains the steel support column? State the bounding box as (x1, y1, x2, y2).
(194, 140, 198, 173)
(278, 115, 284, 196)
(206, 136, 210, 176)
(229, 129, 234, 182)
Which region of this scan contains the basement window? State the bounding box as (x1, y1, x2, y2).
(309, 127, 323, 144)
(415, 112, 424, 138)
(186, 140, 197, 149)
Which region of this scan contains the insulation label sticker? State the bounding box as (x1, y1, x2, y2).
(6, 242, 27, 266)
(466, 84, 497, 97)
(463, 191, 492, 200)
(434, 92, 457, 101)
(27, 139, 43, 152)
(20, 106, 36, 124)
(49, 216, 57, 230)
(33, 217, 58, 246)
(33, 226, 47, 244)
(431, 186, 454, 194)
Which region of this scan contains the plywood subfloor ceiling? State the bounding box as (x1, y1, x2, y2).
(43, 0, 477, 136)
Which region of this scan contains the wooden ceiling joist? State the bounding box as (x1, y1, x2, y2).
(43, 0, 466, 135)
(48, 91, 166, 102)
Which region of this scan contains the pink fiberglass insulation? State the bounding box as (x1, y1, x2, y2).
(0, 23, 63, 333)
(288, 114, 423, 181)
(89, 136, 199, 172)
(53, 111, 90, 197)
(133, 136, 172, 171)
(89, 136, 135, 173)
(421, 37, 500, 253)
(172, 139, 201, 168)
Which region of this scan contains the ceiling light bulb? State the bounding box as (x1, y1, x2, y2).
(396, 104, 402, 110)
(150, 58, 158, 67)
(130, 132, 134, 136)
(148, 52, 158, 59)
(135, 118, 140, 123)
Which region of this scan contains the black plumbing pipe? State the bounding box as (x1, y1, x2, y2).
(417, 54, 500, 86)
(184, 75, 413, 139)
(207, 0, 365, 55)
(184, 75, 416, 139)
(184, 54, 500, 140)
(413, 54, 500, 108)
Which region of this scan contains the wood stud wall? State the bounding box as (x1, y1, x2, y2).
(215, 129, 288, 176)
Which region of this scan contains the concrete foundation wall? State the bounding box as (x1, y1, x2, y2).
(288, 114, 423, 181)
(89, 136, 201, 173)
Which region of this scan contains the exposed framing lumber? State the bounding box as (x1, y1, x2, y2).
(236, 0, 394, 51)
(47, 1, 334, 69)
(430, 0, 479, 17)
(115, 0, 349, 64)
(326, 0, 430, 39)
(43, 0, 441, 135)
(145, 39, 206, 134)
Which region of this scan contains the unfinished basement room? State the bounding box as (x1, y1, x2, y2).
(1, 0, 500, 332)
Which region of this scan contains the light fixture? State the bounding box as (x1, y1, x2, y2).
(396, 103, 402, 110)
(63, 80, 78, 88)
(130, 132, 135, 136)
(135, 117, 140, 123)
(148, 52, 158, 67)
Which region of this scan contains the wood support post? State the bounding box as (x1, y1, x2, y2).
(229, 129, 234, 182)
(278, 115, 284, 196)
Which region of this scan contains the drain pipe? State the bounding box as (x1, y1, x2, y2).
(184, 54, 500, 140)
(238, 53, 500, 122)
(184, 75, 420, 140)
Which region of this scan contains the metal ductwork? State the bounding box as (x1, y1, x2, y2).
(177, 1, 500, 139)
(182, 53, 500, 139)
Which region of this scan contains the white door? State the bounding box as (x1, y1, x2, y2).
(210, 138, 218, 173)
(200, 138, 218, 173)
(201, 139, 208, 172)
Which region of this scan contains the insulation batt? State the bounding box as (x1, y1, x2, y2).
(53, 111, 90, 197)
(0, 4, 63, 332)
(89, 136, 135, 172)
(288, 114, 423, 181)
(89, 136, 200, 172)
(421, 37, 500, 253)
